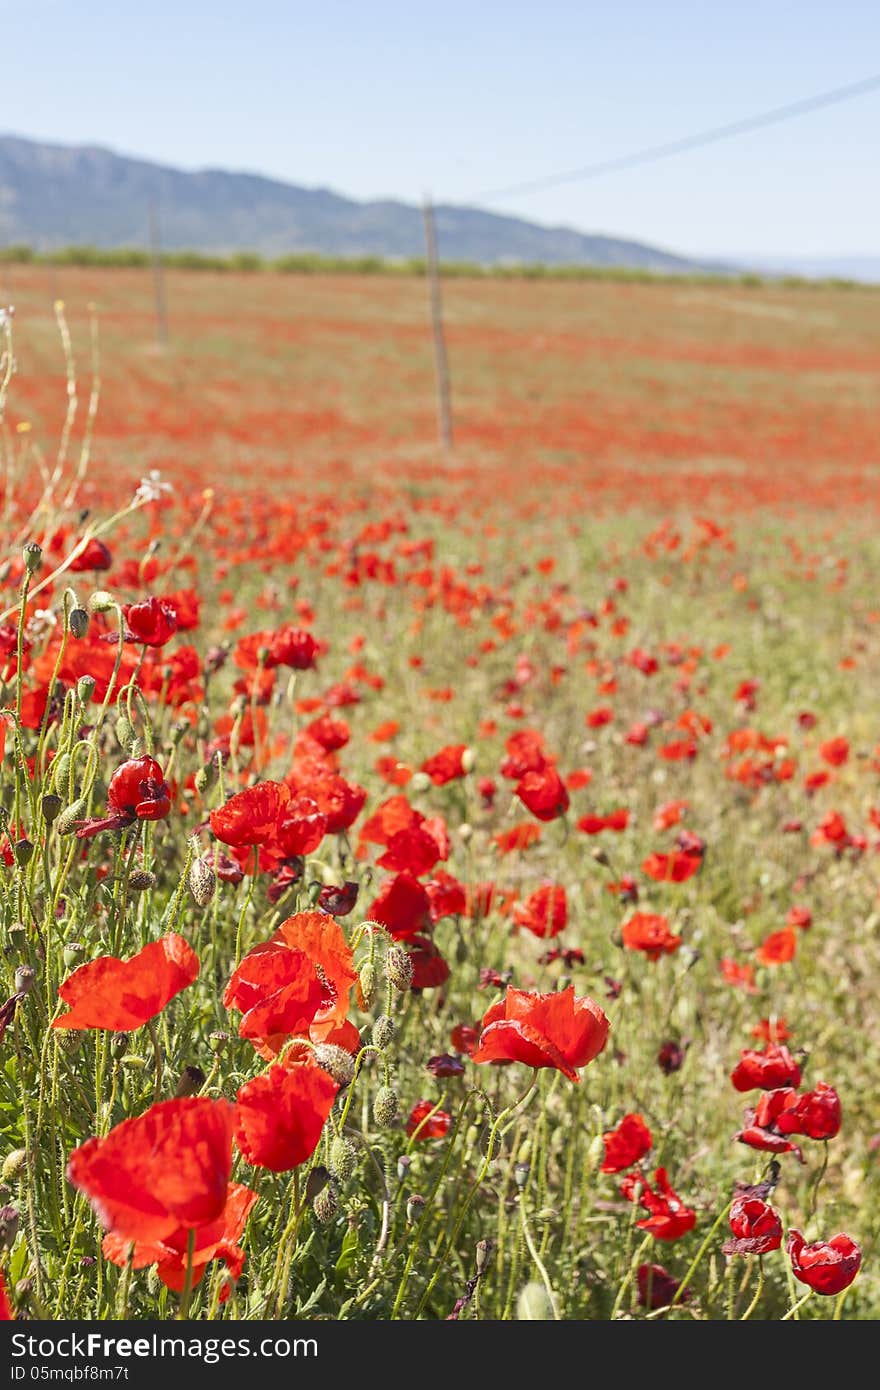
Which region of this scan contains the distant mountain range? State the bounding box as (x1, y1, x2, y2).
(0, 134, 715, 271)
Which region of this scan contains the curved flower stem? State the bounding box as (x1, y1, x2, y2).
(147, 1019, 164, 1103)
(178, 1228, 197, 1320)
(740, 1256, 764, 1320)
(669, 1197, 734, 1308)
(806, 1140, 829, 1222)
(781, 1288, 814, 1320)
(519, 1195, 560, 1319)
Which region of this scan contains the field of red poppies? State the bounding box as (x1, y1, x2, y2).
(1, 266, 879, 1321)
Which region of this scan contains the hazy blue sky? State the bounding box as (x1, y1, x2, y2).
(5, 0, 880, 257)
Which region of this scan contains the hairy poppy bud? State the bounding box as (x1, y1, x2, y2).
(1, 1150, 27, 1182)
(385, 945, 413, 993)
(373, 1086, 399, 1128)
(371, 1015, 395, 1051)
(41, 793, 63, 824)
(115, 717, 135, 753)
(0, 1204, 20, 1250)
(517, 1282, 554, 1320)
(476, 1239, 495, 1276)
(329, 1136, 357, 1183)
(89, 591, 115, 614)
(193, 767, 210, 795)
(111, 1032, 130, 1059)
(188, 857, 216, 907)
(406, 1194, 426, 1226)
(14, 966, 34, 996)
(305, 1165, 330, 1204)
(358, 961, 376, 1007)
(128, 870, 157, 892)
(68, 608, 89, 639)
(56, 798, 87, 835)
(62, 942, 85, 970)
(174, 1065, 206, 1099)
(313, 1043, 356, 1086)
(313, 1182, 339, 1224)
(51, 753, 71, 793)
(22, 541, 42, 575)
(410, 771, 431, 794)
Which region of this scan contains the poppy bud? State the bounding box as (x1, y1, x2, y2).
(0, 1204, 20, 1250)
(358, 961, 376, 1007)
(461, 747, 477, 774)
(115, 717, 135, 753)
(208, 1030, 230, 1053)
(585, 1134, 605, 1171)
(517, 1282, 554, 1320)
(373, 1086, 399, 1128)
(62, 942, 85, 970)
(313, 1044, 356, 1086)
(371, 1015, 395, 1051)
(329, 1136, 357, 1183)
(514, 1162, 530, 1189)
(476, 1239, 495, 1275)
(194, 767, 210, 795)
(188, 857, 216, 907)
(14, 966, 34, 996)
(385, 945, 414, 993)
(76, 675, 96, 703)
(591, 847, 610, 867)
(1, 1150, 27, 1182)
(406, 1194, 426, 1226)
(89, 591, 116, 613)
(397, 1154, 412, 1182)
(410, 771, 431, 794)
(174, 1065, 206, 1098)
(68, 608, 90, 639)
(59, 1032, 83, 1056)
(13, 839, 33, 867)
(313, 1182, 339, 1224)
(22, 541, 42, 575)
(4, 923, 27, 960)
(56, 798, 87, 835)
(305, 1165, 330, 1203)
(128, 870, 157, 892)
(111, 1032, 130, 1059)
(458, 822, 473, 843)
(51, 753, 71, 792)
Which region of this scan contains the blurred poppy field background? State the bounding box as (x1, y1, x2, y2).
(0, 263, 878, 1321)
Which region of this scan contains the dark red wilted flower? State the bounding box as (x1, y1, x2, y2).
(103, 1183, 257, 1296)
(515, 766, 569, 822)
(601, 1113, 652, 1173)
(408, 934, 451, 990)
(70, 537, 113, 572)
(621, 912, 682, 960)
(657, 1039, 687, 1075)
(406, 1100, 452, 1139)
(722, 1195, 783, 1256)
(67, 1097, 235, 1244)
(776, 1082, 841, 1141)
(471, 985, 609, 1083)
(637, 1263, 689, 1310)
(122, 597, 178, 648)
(53, 934, 198, 1031)
(786, 1230, 861, 1295)
(318, 880, 359, 916)
(426, 1054, 466, 1078)
(730, 1043, 802, 1093)
(75, 756, 172, 837)
(450, 1024, 480, 1056)
(235, 1050, 338, 1171)
(623, 1167, 696, 1242)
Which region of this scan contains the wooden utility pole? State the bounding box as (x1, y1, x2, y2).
(422, 196, 453, 451)
(148, 200, 169, 349)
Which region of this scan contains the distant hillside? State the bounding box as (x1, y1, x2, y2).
(0, 134, 715, 271)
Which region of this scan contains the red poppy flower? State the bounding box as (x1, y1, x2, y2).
(424, 869, 467, 922)
(786, 906, 812, 931)
(223, 944, 323, 1050)
(265, 626, 318, 670)
(421, 744, 469, 785)
(720, 958, 758, 994)
(450, 1023, 480, 1056)
(752, 1017, 790, 1042)
(122, 597, 178, 648)
(377, 825, 444, 876)
(67, 1097, 235, 1244)
(499, 729, 549, 779)
(103, 1182, 257, 1296)
(53, 934, 198, 1031)
(601, 1113, 652, 1173)
(75, 756, 172, 837)
(515, 766, 569, 822)
(730, 1044, 802, 1092)
(755, 927, 797, 966)
(621, 912, 682, 961)
(369, 872, 431, 940)
(471, 985, 609, 1083)
(406, 1100, 452, 1139)
(512, 884, 567, 939)
(722, 1195, 783, 1256)
(577, 809, 629, 834)
(786, 1230, 861, 1295)
(624, 1167, 696, 1242)
(70, 537, 113, 572)
(269, 911, 358, 1043)
(209, 781, 290, 847)
(637, 1263, 689, 1309)
(641, 850, 702, 883)
(408, 935, 451, 990)
(493, 822, 543, 853)
(235, 1050, 338, 1171)
(819, 737, 849, 767)
(775, 1082, 841, 1140)
(0, 1271, 11, 1320)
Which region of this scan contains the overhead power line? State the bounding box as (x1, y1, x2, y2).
(472, 72, 880, 202)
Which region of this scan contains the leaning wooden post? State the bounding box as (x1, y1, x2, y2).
(422, 196, 453, 451)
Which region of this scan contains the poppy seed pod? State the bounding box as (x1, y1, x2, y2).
(410, 771, 432, 794)
(41, 793, 63, 824)
(13, 839, 34, 867)
(373, 1086, 399, 1128)
(22, 541, 42, 575)
(76, 675, 96, 703)
(62, 942, 85, 971)
(371, 1015, 395, 1051)
(385, 945, 414, 993)
(115, 717, 135, 753)
(305, 1165, 330, 1203)
(68, 608, 89, 639)
(128, 871, 157, 893)
(406, 1194, 426, 1226)
(174, 1065, 206, 1099)
(14, 966, 35, 996)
